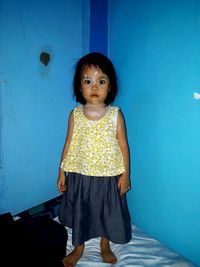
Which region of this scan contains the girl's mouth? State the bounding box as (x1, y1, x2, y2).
(90, 94, 99, 97)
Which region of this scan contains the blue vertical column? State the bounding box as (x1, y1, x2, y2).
(89, 0, 108, 55)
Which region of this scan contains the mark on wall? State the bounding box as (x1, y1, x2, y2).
(193, 92, 200, 100)
(39, 50, 52, 79)
(40, 52, 50, 66)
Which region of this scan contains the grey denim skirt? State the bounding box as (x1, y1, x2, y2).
(58, 172, 132, 246)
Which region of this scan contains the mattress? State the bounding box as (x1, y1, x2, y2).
(15, 196, 196, 267)
(54, 216, 196, 267)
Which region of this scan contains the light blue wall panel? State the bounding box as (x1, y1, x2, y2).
(109, 0, 200, 266)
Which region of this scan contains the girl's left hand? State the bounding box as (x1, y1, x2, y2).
(117, 174, 131, 196)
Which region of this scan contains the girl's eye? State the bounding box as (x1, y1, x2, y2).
(99, 79, 106, 85)
(83, 78, 92, 85)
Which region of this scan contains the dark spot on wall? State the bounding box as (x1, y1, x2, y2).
(40, 52, 50, 66)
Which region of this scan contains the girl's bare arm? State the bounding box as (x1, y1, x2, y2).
(57, 110, 74, 193)
(116, 110, 131, 195)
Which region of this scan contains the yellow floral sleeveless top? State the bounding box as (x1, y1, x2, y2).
(60, 105, 125, 176)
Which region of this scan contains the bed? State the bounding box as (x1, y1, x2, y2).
(15, 196, 196, 267)
(54, 216, 196, 267)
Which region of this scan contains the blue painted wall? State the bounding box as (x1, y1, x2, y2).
(0, 0, 90, 215)
(89, 0, 108, 55)
(109, 0, 200, 266)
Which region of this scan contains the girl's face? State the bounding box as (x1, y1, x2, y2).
(80, 65, 110, 105)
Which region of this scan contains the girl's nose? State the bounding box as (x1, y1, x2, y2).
(91, 82, 99, 90)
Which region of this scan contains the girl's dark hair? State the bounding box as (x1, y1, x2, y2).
(73, 52, 118, 105)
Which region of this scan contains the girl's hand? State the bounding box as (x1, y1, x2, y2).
(57, 171, 67, 193)
(117, 174, 131, 196)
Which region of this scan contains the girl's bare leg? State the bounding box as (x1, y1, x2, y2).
(100, 237, 117, 264)
(62, 244, 84, 267)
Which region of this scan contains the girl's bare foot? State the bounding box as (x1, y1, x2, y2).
(62, 244, 84, 267)
(100, 238, 117, 264)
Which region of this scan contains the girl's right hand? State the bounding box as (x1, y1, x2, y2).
(57, 172, 67, 193)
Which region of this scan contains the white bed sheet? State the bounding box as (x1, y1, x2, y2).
(54, 217, 196, 267)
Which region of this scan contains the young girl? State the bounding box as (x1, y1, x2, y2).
(57, 52, 132, 267)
